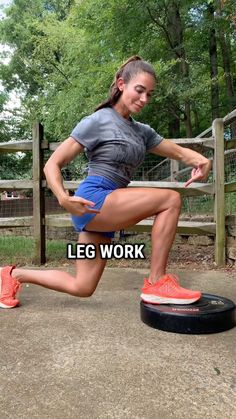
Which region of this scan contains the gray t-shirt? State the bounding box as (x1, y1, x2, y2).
(70, 107, 163, 187)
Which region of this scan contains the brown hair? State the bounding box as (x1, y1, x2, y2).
(95, 55, 156, 112)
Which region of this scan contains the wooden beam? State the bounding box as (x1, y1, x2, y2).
(0, 141, 33, 152)
(170, 138, 215, 149)
(225, 182, 236, 193)
(46, 216, 216, 235)
(0, 180, 33, 190)
(0, 140, 48, 153)
(213, 118, 225, 266)
(46, 215, 72, 227)
(197, 127, 212, 138)
(170, 160, 179, 181)
(125, 220, 216, 235)
(225, 140, 236, 150)
(0, 215, 216, 236)
(0, 217, 32, 228)
(223, 109, 236, 126)
(45, 137, 215, 154)
(43, 180, 214, 196)
(49, 142, 60, 151)
(198, 109, 236, 137)
(128, 181, 214, 196)
(32, 122, 46, 264)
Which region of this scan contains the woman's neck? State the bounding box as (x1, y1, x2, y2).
(113, 102, 130, 120)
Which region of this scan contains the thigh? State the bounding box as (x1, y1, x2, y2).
(75, 231, 111, 294)
(86, 187, 180, 232)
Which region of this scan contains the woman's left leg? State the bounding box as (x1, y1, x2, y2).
(11, 232, 110, 295)
(0, 232, 111, 308)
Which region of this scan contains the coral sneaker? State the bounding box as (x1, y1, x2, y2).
(141, 274, 201, 305)
(0, 266, 21, 309)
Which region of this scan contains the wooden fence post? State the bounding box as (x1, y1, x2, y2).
(212, 118, 225, 266)
(32, 122, 46, 264)
(170, 160, 179, 181)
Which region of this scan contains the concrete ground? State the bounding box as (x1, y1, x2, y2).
(1, 267, 236, 419)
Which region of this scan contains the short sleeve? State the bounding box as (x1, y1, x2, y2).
(70, 112, 100, 151)
(144, 125, 163, 151)
(135, 121, 163, 151)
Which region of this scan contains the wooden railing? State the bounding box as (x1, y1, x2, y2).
(1, 111, 236, 265)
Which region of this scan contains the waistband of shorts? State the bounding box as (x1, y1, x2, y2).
(82, 175, 118, 189)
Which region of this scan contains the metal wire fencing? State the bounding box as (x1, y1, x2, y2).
(225, 148, 236, 215)
(1, 136, 235, 219)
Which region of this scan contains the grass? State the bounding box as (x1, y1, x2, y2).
(0, 234, 153, 267)
(0, 232, 223, 270)
(0, 236, 69, 266)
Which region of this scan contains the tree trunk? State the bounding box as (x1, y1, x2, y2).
(192, 103, 200, 135)
(219, 32, 234, 100)
(168, 108, 180, 138)
(166, 1, 193, 137)
(216, 0, 236, 137)
(147, 1, 192, 137)
(208, 4, 220, 120)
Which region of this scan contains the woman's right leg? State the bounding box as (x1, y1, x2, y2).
(86, 187, 182, 282)
(84, 187, 201, 304)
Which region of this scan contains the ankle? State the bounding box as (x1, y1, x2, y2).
(0, 266, 18, 281)
(11, 268, 21, 282)
(148, 275, 165, 285)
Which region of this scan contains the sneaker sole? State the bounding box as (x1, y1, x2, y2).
(0, 301, 19, 309)
(140, 293, 200, 305)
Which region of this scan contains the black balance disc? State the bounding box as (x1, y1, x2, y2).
(140, 294, 236, 334)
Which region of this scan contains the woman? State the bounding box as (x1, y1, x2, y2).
(0, 56, 211, 309)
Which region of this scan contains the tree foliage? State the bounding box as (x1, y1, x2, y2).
(0, 0, 235, 178)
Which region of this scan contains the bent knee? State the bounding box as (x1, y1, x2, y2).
(80, 289, 95, 298)
(73, 287, 96, 298)
(169, 190, 182, 209)
(72, 280, 98, 298)
(154, 189, 181, 211)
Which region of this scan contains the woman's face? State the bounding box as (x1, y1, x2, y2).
(117, 71, 155, 116)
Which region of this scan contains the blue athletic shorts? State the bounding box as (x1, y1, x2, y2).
(71, 176, 119, 238)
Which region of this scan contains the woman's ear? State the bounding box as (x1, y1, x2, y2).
(116, 77, 125, 92)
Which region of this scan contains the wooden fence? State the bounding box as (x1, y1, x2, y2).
(1, 110, 236, 265)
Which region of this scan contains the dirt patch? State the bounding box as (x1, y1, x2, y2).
(105, 241, 236, 274)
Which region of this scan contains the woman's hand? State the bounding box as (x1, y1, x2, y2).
(185, 160, 212, 187)
(59, 195, 100, 216)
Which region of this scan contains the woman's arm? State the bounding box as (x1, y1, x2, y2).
(44, 137, 99, 215)
(149, 139, 212, 187)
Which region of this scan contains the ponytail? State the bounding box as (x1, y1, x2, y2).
(94, 55, 156, 112)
